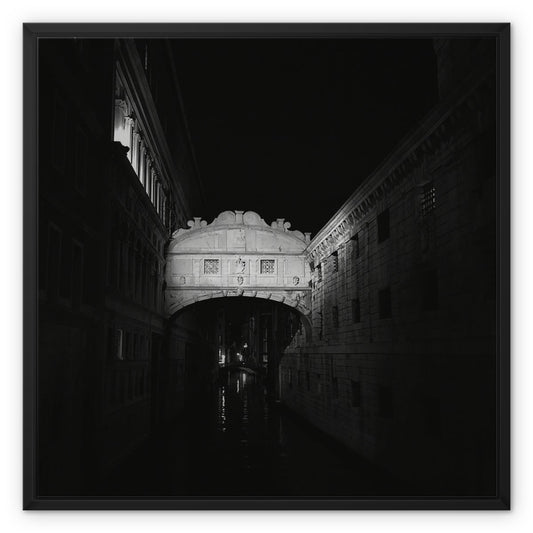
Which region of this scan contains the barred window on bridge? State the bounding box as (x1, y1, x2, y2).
(260, 259, 275, 274)
(204, 259, 220, 275)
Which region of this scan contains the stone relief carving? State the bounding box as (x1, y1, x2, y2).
(235, 257, 246, 273)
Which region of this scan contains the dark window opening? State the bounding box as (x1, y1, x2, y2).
(47, 225, 62, 299)
(421, 269, 439, 311)
(422, 396, 441, 438)
(74, 127, 88, 195)
(377, 208, 390, 243)
(332, 306, 339, 328)
(378, 385, 394, 418)
(351, 380, 361, 408)
(378, 287, 392, 319)
(59, 240, 72, 300)
(317, 263, 322, 282)
(421, 182, 436, 216)
(332, 377, 339, 399)
(331, 251, 339, 272)
(352, 298, 361, 323)
(52, 96, 67, 169)
(351, 233, 360, 259)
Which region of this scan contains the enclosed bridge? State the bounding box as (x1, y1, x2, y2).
(164, 210, 312, 328)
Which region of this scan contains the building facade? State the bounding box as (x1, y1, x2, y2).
(38, 38, 209, 495)
(279, 39, 498, 494)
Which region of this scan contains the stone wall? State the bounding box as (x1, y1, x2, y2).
(279, 52, 498, 494)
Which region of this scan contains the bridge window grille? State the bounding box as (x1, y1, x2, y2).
(421, 182, 436, 216)
(260, 259, 275, 274)
(204, 259, 220, 275)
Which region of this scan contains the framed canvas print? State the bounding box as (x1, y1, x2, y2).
(23, 23, 510, 510)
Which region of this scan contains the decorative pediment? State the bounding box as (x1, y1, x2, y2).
(171, 210, 311, 245)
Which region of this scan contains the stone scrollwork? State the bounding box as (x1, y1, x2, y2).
(171, 210, 311, 244)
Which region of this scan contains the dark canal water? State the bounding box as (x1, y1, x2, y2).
(101, 369, 406, 499)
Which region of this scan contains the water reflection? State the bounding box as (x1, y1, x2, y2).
(100, 368, 403, 498)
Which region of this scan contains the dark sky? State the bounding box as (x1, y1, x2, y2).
(172, 38, 438, 236)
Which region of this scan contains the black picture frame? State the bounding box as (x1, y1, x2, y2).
(23, 22, 510, 510)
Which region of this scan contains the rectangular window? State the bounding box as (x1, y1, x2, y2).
(351, 233, 360, 259)
(260, 259, 275, 274)
(138, 144, 146, 185)
(422, 396, 441, 437)
(52, 95, 67, 169)
(421, 269, 439, 311)
(332, 306, 339, 328)
(331, 251, 339, 272)
(288, 368, 293, 388)
(47, 224, 62, 299)
(351, 380, 361, 407)
(116, 329, 124, 360)
(146, 165, 153, 198)
(332, 376, 339, 399)
(378, 385, 394, 418)
(352, 298, 361, 323)
(39, 224, 48, 294)
(378, 287, 392, 319)
(73, 127, 88, 194)
(204, 259, 220, 275)
(317, 263, 322, 282)
(72, 241, 84, 308)
(421, 182, 436, 216)
(377, 208, 390, 243)
(59, 240, 72, 300)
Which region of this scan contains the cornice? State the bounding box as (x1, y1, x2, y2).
(306, 64, 495, 266)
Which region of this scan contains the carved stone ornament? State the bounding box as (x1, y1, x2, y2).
(236, 257, 246, 273)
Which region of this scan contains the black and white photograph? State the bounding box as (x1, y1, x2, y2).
(23, 23, 510, 509)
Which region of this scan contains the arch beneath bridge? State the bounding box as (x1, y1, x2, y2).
(164, 210, 313, 328)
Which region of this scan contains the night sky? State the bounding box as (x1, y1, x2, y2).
(172, 38, 438, 236)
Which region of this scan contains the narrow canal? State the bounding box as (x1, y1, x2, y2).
(101, 369, 406, 498)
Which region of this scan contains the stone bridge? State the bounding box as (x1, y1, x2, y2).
(164, 210, 312, 320)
